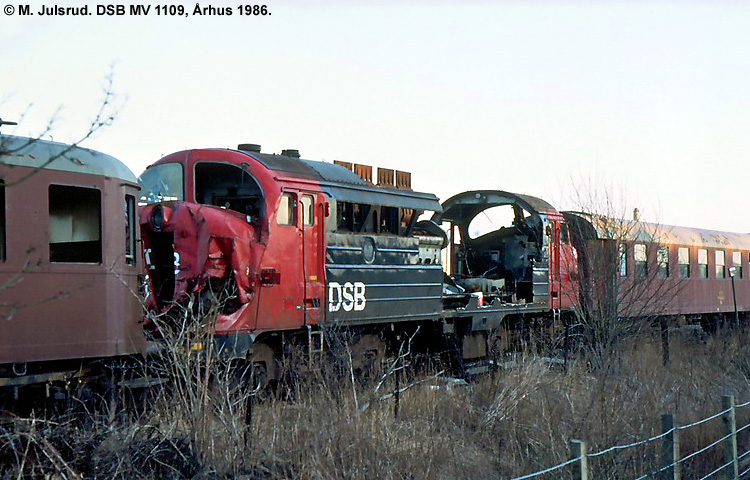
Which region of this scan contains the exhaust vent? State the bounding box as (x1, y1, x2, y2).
(281, 149, 300, 158)
(238, 143, 261, 153)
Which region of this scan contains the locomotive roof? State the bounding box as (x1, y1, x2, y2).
(565, 212, 750, 250)
(0, 134, 137, 183)
(435, 190, 558, 223)
(239, 150, 443, 212)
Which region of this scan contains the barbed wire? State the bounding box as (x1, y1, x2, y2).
(509, 399, 750, 480)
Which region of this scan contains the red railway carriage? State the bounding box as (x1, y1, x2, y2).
(563, 212, 750, 321)
(138, 145, 447, 365)
(0, 134, 145, 387)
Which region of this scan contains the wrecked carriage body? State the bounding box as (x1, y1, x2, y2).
(434, 190, 579, 311)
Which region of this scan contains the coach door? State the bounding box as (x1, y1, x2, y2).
(297, 191, 325, 325)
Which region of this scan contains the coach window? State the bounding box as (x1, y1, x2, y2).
(277, 193, 295, 226)
(301, 194, 314, 227)
(698, 249, 708, 278)
(49, 185, 102, 263)
(618, 244, 627, 276)
(0, 179, 5, 261)
(678, 248, 690, 278)
(733, 251, 743, 279)
(715, 250, 725, 278)
(634, 243, 647, 279)
(125, 195, 136, 266)
(657, 246, 669, 278)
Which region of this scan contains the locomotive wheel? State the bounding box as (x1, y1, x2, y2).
(350, 334, 386, 380)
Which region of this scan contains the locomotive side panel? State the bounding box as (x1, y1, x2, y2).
(325, 232, 443, 324)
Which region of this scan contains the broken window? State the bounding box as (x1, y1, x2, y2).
(733, 251, 742, 279)
(560, 224, 570, 245)
(715, 250, 725, 278)
(49, 185, 101, 263)
(277, 193, 295, 226)
(381, 206, 400, 234)
(468, 205, 516, 239)
(138, 162, 184, 205)
(0, 179, 5, 261)
(678, 247, 690, 278)
(336, 202, 377, 233)
(194, 162, 263, 217)
(618, 243, 627, 277)
(634, 243, 647, 279)
(698, 249, 708, 278)
(657, 245, 669, 278)
(125, 194, 136, 266)
(301, 194, 314, 227)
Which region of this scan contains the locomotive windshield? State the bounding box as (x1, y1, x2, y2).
(138, 163, 184, 205)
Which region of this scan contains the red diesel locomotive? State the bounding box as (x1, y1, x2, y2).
(138, 145, 580, 377)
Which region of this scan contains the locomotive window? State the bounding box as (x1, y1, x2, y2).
(301, 195, 314, 227)
(618, 244, 627, 277)
(715, 250, 725, 278)
(277, 193, 295, 226)
(125, 194, 136, 266)
(49, 185, 101, 263)
(634, 243, 647, 279)
(657, 246, 669, 278)
(0, 179, 5, 261)
(698, 248, 708, 278)
(733, 251, 742, 279)
(138, 163, 184, 205)
(401, 208, 415, 235)
(337, 201, 354, 231)
(194, 163, 263, 216)
(468, 205, 515, 239)
(560, 224, 570, 245)
(678, 247, 690, 278)
(353, 203, 375, 233)
(381, 206, 400, 235)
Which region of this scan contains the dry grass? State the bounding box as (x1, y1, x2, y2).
(2, 327, 750, 479)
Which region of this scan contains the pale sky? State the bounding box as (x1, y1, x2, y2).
(2, 1, 749, 232)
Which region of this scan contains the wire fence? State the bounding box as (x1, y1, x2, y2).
(509, 394, 750, 480)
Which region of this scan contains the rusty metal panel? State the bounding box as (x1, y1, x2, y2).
(353, 164, 372, 183)
(377, 168, 395, 187)
(333, 160, 353, 171)
(395, 170, 411, 190)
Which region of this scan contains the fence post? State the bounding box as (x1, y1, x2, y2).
(569, 439, 589, 480)
(660, 317, 670, 366)
(722, 395, 739, 480)
(661, 414, 681, 480)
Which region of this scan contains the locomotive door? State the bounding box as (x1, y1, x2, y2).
(549, 221, 563, 310)
(297, 191, 325, 325)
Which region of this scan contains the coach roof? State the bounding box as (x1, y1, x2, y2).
(0, 134, 137, 184)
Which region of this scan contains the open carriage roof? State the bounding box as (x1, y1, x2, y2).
(434, 190, 558, 224)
